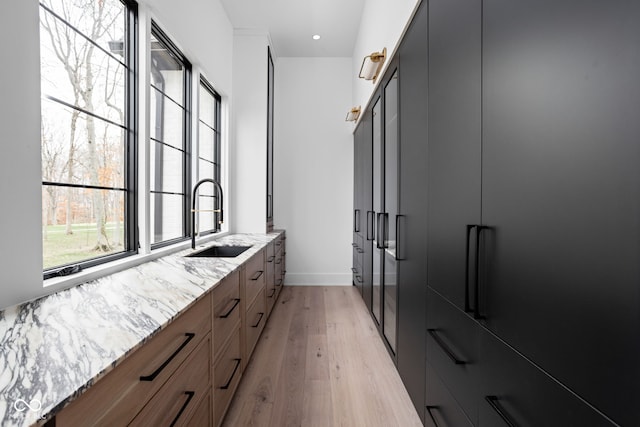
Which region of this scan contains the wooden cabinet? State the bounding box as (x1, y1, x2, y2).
(213, 269, 241, 359)
(265, 241, 277, 315)
(241, 249, 267, 369)
(129, 334, 211, 427)
(56, 294, 212, 426)
(274, 233, 285, 298)
(213, 323, 242, 427)
(56, 233, 285, 427)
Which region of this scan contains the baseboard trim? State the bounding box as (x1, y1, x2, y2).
(284, 273, 351, 286)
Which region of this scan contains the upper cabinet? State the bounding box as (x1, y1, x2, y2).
(232, 32, 273, 232)
(267, 47, 275, 231)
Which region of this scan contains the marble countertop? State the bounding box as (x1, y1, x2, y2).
(0, 232, 282, 427)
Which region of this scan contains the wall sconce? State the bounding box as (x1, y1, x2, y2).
(359, 48, 387, 82)
(345, 106, 361, 122)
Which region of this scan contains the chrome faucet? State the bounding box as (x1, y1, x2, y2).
(191, 178, 224, 249)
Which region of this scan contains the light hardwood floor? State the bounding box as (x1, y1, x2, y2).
(222, 286, 423, 427)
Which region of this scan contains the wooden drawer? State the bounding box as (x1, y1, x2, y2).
(213, 269, 241, 358)
(244, 250, 265, 307)
(245, 287, 267, 360)
(56, 294, 212, 426)
(130, 333, 211, 427)
(266, 253, 277, 315)
(214, 327, 242, 427)
(187, 389, 212, 427)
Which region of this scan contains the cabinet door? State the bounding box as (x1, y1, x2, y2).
(396, 1, 428, 419)
(372, 96, 383, 325)
(425, 363, 474, 427)
(266, 47, 274, 228)
(427, 0, 482, 312)
(426, 289, 481, 425)
(477, 328, 615, 427)
(482, 1, 640, 424)
(383, 66, 399, 354)
(360, 108, 374, 313)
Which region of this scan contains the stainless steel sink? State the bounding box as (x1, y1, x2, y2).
(186, 245, 251, 258)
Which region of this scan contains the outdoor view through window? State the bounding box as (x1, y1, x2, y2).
(40, 0, 134, 273)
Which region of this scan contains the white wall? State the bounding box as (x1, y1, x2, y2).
(352, 0, 421, 110)
(0, 0, 234, 309)
(274, 58, 353, 285)
(0, 0, 44, 308)
(230, 31, 270, 233)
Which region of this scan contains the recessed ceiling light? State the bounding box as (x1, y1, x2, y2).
(312, 34, 321, 40)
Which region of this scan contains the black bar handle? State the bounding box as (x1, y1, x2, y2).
(474, 226, 488, 320)
(219, 298, 240, 318)
(219, 359, 241, 390)
(366, 211, 375, 241)
(383, 213, 389, 248)
(376, 213, 384, 249)
(140, 333, 195, 381)
(354, 209, 361, 232)
(276, 278, 283, 286)
(267, 288, 276, 298)
(351, 267, 357, 273)
(485, 396, 518, 427)
(356, 275, 363, 284)
(427, 329, 465, 365)
(465, 225, 478, 313)
(425, 406, 442, 427)
(169, 391, 195, 427)
(357, 248, 364, 254)
(395, 215, 406, 261)
(250, 270, 264, 281)
(267, 255, 275, 263)
(251, 312, 265, 328)
(275, 258, 282, 264)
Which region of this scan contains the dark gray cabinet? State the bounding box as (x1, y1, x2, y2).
(396, 1, 428, 420)
(266, 47, 274, 231)
(427, 0, 482, 314)
(481, 1, 640, 424)
(426, 0, 640, 425)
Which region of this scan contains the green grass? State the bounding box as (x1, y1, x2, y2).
(43, 222, 124, 269)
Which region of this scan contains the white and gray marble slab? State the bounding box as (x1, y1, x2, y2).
(0, 232, 281, 427)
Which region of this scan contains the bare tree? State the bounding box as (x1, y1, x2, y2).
(40, 0, 123, 252)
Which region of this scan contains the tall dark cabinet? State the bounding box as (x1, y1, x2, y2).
(355, 0, 640, 425)
(352, 2, 428, 421)
(426, 0, 640, 425)
(266, 47, 274, 231)
(396, 2, 428, 420)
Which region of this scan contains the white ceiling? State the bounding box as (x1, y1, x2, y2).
(219, 0, 366, 57)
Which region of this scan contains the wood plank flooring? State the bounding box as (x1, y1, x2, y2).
(222, 286, 423, 427)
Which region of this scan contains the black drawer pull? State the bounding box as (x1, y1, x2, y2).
(267, 288, 276, 298)
(275, 258, 282, 265)
(427, 329, 465, 365)
(426, 406, 442, 427)
(220, 359, 241, 390)
(351, 267, 357, 273)
(485, 396, 518, 427)
(219, 298, 240, 318)
(250, 270, 264, 281)
(276, 278, 283, 286)
(140, 333, 195, 381)
(356, 275, 363, 284)
(252, 312, 265, 328)
(169, 391, 195, 427)
(267, 256, 275, 263)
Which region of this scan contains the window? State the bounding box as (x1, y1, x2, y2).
(196, 78, 222, 235)
(40, 0, 137, 276)
(149, 22, 191, 248)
